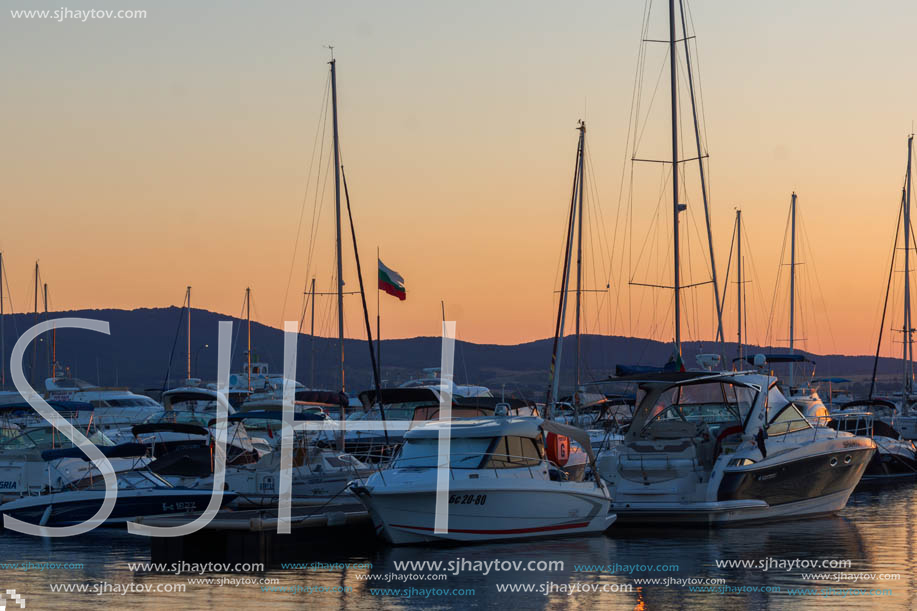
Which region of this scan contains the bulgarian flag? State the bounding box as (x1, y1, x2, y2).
(379, 259, 406, 300)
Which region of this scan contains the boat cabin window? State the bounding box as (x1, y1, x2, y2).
(410, 406, 491, 422)
(484, 435, 543, 468)
(393, 437, 492, 468)
(641, 381, 755, 438)
(767, 403, 812, 436)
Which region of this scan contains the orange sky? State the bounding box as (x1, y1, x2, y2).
(3, 0, 917, 358)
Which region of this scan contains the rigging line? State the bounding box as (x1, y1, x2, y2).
(281, 71, 331, 324)
(341, 166, 388, 443)
(720, 214, 738, 316)
(765, 203, 792, 346)
(633, 49, 672, 155)
(619, 0, 654, 338)
(583, 149, 611, 338)
(1, 257, 17, 343)
(872, 198, 905, 395)
(799, 212, 837, 354)
(229, 291, 246, 367)
(159, 291, 189, 393)
(629, 165, 671, 283)
(301, 127, 336, 309)
(584, 143, 613, 293)
(682, 0, 711, 171)
(741, 219, 767, 346)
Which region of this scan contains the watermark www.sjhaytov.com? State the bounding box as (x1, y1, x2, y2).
(10, 8, 147, 22)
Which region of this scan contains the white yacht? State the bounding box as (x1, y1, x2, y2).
(42, 376, 164, 435)
(350, 416, 615, 544)
(599, 371, 875, 524)
(0, 424, 149, 502)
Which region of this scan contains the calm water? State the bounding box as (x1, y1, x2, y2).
(2, 483, 917, 610)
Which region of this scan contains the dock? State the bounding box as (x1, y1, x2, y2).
(140, 502, 379, 564)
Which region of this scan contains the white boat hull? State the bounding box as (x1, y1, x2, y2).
(353, 482, 615, 545)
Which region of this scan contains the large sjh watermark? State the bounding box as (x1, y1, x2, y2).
(3, 318, 459, 537)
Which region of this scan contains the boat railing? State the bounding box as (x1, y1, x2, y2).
(768, 413, 873, 441)
(375, 452, 566, 482)
(826, 412, 875, 438)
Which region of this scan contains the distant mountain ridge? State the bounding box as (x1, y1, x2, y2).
(0, 307, 905, 398)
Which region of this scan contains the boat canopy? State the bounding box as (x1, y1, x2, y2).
(162, 388, 245, 411)
(131, 422, 209, 437)
(41, 442, 148, 462)
(358, 387, 440, 408)
(294, 390, 349, 407)
(211, 410, 327, 425)
(839, 398, 897, 411)
(0, 400, 93, 415)
(814, 377, 851, 384)
(735, 353, 812, 364)
(404, 417, 598, 462)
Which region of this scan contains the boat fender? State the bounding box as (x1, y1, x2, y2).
(546, 432, 570, 467)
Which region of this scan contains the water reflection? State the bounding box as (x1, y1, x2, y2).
(1, 485, 916, 609)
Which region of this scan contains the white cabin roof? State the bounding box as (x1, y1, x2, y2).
(404, 416, 543, 440)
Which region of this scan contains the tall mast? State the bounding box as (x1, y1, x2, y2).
(246, 286, 252, 391)
(43, 282, 50, 377)
(330, 57, 346, 399)
(330, 55, 347, 447)
(376, 247, 381, 383)
(310, 277, 316, 388)
(736, 210, 743, 363)
(186, 285, 192, 381)
(789, 192, 797, 387)
(678, 0, 724, 347)
(31, 261, 38, 385)
(547, 122, 584, 415)
(574, 121, 586, 398)
(669, 0, 682, 357)
(905, 136, 914, 394)
(0, 252, 4, 388)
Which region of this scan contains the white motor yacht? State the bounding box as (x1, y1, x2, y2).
(350, 416, 615, 545)
(599, 371, 875, 525)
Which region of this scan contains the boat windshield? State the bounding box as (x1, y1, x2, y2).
(641, 381, 756, 437)
(0, 427, 115, 451)
(767, 402, 812, 435)
(393, 437, 494, 469)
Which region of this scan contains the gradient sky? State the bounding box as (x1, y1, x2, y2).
(3, 0, 917, 358)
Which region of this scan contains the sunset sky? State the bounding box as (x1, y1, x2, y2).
(3, 0, 917, 358)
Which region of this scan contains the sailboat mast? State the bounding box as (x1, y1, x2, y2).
(330, 58, 346, 400)
(669, 0, 682, 356)
(789, 192, 797, 387)
(0, 252, 4, 388)
(246, 287, 252, 391)
(905, 135, 914, 394)
(186, 285, 191, 381)
(31, 261, 38, 385)
(574, 121, 586, 397)
(677, 0, 724, 347)
(43, 282, 50, 377)
(310, 277, 316, 388)
(736, 210, 743, 363)
(329, 56, 347, 446)
(547, 124, 584, 415)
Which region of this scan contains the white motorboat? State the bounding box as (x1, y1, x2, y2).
(0, 423, 149, 502)
(831, 400, 917, 480)
(599, 371, 875, 525)
(350, 416, 615, 545)
(173, 411, 372, 507)
(0, 470, 235, 528)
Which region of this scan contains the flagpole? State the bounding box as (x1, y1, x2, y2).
(376, 247, 381, 383)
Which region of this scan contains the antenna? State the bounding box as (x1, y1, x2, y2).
(325, 44, 334, 60)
